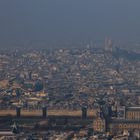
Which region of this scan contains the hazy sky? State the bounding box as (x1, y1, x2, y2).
(0, 0, 140, 48)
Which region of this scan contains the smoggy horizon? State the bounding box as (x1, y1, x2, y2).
(0, 0, 140, 49)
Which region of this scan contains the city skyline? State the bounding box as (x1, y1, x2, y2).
(1, 1, 140, 139)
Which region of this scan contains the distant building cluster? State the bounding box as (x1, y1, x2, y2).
(0, 46, 140, 139)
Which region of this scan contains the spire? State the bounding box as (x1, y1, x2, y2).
(12, 122, 20, 134)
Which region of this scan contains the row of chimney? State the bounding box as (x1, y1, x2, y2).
(16, 106, 87, 119)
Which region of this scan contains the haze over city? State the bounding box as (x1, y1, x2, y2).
(1, 1, 140, 139)
(0, 0, 140, 49)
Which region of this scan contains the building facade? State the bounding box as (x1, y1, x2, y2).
(93, 106, 140, 137)
(93, 116, 106, 133)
